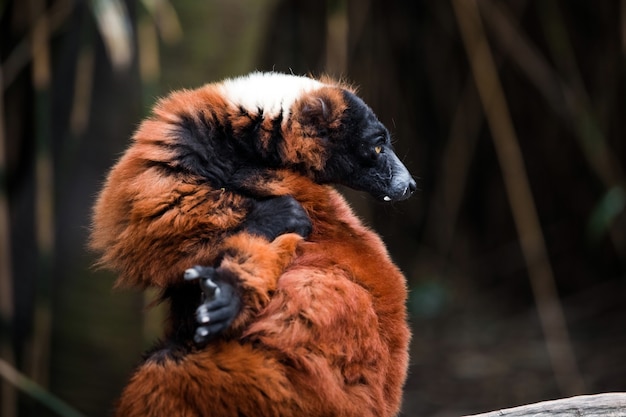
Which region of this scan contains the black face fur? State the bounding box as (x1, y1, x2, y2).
(315, 90, 416, 202)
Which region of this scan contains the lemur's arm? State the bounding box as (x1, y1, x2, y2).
(240, 195, 312, 241)
(185, 194, 311, 345)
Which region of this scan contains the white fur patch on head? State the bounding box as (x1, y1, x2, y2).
(218, 72, 326, 120)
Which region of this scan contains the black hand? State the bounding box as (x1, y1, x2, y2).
(241, 195, 312, 241)
(184, 266, 241, 345)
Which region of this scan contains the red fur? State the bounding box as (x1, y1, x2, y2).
(114, 174, 409, 417)
(90, 74, 410, 416)
(90, 85, 251, 289)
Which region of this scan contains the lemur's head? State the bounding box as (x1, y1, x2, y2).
(286, 80, 416, 202)
(218, 72, 416, 202)
(161, 73, 416, 201)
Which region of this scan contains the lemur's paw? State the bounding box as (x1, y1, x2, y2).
(184, 266, 241, 345)
(242, 195, 312, 241)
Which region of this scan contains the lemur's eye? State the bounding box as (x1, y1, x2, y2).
(374, 145, 383, 154)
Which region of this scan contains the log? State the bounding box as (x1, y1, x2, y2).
(463, 393, 626, 416)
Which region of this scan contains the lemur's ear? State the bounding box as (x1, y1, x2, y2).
(298, 93, 333, 126)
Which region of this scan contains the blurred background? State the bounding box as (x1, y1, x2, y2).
(1, 0, 625, 416)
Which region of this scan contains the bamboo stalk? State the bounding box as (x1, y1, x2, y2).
(423, 1, 530, 267)
(423, 76, 482, 261)
(451, 0, 585, 396)
(622, 0, 626, 54)
(0, 66, 17, 417)
(325, 0, 348, 76)
(2, 0, 72, 92)
(479, 0, 624, 189)
(30, 0, 54, 391)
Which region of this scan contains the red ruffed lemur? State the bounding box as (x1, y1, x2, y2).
(90, 72, 416, 417)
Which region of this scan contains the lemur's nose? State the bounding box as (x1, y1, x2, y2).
(407, 178, 417, 195)
(394, 178, 417, 201)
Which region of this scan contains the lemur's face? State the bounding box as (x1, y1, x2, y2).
(313, 90, 416, 202)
